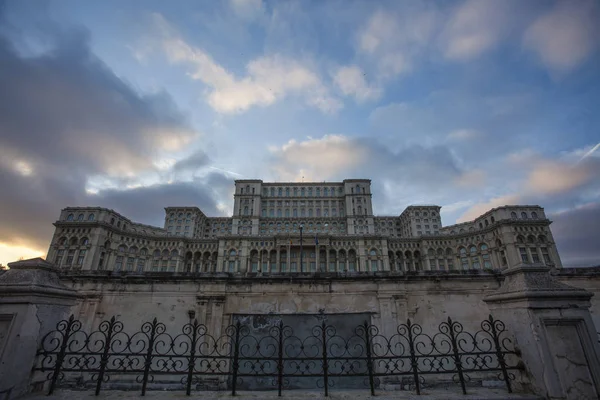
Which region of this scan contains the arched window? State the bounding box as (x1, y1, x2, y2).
(171, 250, 178, 257)
(531, 211, 538, 219)
(521, 212, 528, 219)
(118, 245, 126, 253)
(316, 188, 321, 197)
(484, 219, 489, 226)
(286, 187, 290, 196)
(491, 216, 495, 223)
(270, 188, 275, 196)
(369, 249, 377, 256)
(80, 237, 89, 246)
(510, 212, 517, 219)
(277, 209, 282, 217)
(244, 206, 249, 216)
(88, 213, 95, 221)
(293, 188, 298, 196)
(229, 250, 236, 257)
(153, 250, 161, 258)
(76, 214, 83, 221)
(67, 214, 74, 221)
(278, 188, 282, 196)
(324, 188, 329, 196)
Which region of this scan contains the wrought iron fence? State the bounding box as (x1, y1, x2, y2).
(34, 314, 522, 397)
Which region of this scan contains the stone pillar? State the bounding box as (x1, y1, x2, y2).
(0, 258, 78, 398)
(484, 264, 600, 399)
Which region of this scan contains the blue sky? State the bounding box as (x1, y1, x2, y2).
(0, 0, 599, 266)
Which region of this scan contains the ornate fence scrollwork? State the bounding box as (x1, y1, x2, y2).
(34, 314, 522, 397)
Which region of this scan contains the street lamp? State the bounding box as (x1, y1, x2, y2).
(299, 224, 304, 273)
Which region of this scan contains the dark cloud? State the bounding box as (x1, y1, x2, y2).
(90, 175, 230, 227)
(550, 203, 600, 267)
(172, 150, 211, 173)
(0, 13, 217, 252)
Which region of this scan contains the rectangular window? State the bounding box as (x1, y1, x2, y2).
(152, 259, 159, 272)
(437, 259, 445, 270)
(161, 260, 168, 272)
(328, 262, 335, 272)
(482, 254, 492, 269)
(184, 226, 190, 231)
(229, 261, 235, 273)
(291, 262, 297, 272)
(252, 262, 258, 272)
(531, 249, 540, 263)
(371, 260, 378, 271)
(55, 249, 64, 265)
(280, 262, 287, 272)
(310, 262, 316, 272)
(471, 256, 481, 269)
(320, 262, 326, 271)
(66, 249, 75, 265)
(447, 258, 454, 270)
(115, 256, 123, 271)
(519, 247, 529, 263)
(271, 262, 277, 273)
(137, 258, 145, 272)
(169, 261, 176, 272)
(348, 262, 355, 271)
(126, 257, 134, 271)
(461, 257, 469, 269)
(541, 248, 552, 264)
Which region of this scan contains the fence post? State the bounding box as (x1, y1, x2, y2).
(363, 321, 375, 396)
(186, 319, 199, 396)
(406, 319, 420, 395)
(48, 315, 77, 395)
(321, 320, 329, 397)
(277, 320, 284, 397)
(141, 318, 159, 396)
(487, 315, 512, 393)
(231, 320, 241, 396)
(95, 317, 117, 396)
(446, 317, 467, 395)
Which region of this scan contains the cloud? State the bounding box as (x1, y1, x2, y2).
(527, 158, 599, 195)
(268, 134, 472, 216)
(458, 194, 522, 222)
(523, 0, 600, 73)
(333, 65, 382, 102)
(0, 14, 219, 261)
(447, 129, 480, 141)
(229, 0, 264, 21)
(440, 0, 511, 61)
(550, 202, 600, 267)
(356, 6, 437, 78)
(154, 13, 341, 114)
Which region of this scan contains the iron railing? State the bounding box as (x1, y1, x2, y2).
(34, 314, 522, 396)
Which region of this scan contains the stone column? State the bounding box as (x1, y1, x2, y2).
(276, 249, 280, 273)
(0, 258, 78, 398)
(484, 264, 600, 399)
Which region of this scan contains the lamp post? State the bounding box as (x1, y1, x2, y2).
(299, 224, 304, 273)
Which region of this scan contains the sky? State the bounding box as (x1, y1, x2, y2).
(0, 0, 599, 267)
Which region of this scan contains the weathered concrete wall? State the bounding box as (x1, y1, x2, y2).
(58, 272, 506, 338)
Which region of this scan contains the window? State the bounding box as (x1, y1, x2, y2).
(126, 257, 134, 271)
(316, 188, 321, 197)
(230, 250, 237, 257)
(294, 188, 298, 196)
(77, 214, 84, 221)
(136, 258, 145, 272)
(229, 261, 236, 273)
(329, 262, 336, 272)
(531, 249, 540, 263)
(301, 188, 305, 197)
(521, 212, 527, 219)
(278, 188, 282, 196)
(511, 212, 517, 219)
(531, 211, 538, 219)
(88, 213, 95, 221)
(115, 256, 123, 271)
(67, 214, 74, 221)
(285, 209, 290, 217)
(371, 260, 378, 271)
(286, 188, 290, 196)
(291, 262, 297, 272)
(77, 250, 86, 265)
(519, 247, 529, 263)
(541, 248, 551, 264)
(280, 261, 287, 272)
(244, 206, 249, 216)
(55, 249, 64, 265)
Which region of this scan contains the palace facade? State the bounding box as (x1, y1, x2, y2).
(46, 179, 562, 275)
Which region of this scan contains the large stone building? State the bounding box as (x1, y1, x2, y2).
(2, 179, 600, 398)
(47, 178, 562, 275)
